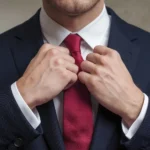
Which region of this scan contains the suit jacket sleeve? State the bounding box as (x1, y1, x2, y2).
(121, 95, 150, 150)
(0, 86, 42, 150)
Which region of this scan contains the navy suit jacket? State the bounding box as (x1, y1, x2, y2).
(0, 7, 150, 150)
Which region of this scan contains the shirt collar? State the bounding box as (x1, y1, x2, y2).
(40, 5, 111, 49)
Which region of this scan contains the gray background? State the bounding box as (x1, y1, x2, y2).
(0, 0, 150, 33)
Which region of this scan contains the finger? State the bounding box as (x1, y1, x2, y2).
(64, 60, 79, 74)
(94, 46, 110, 55)
(86, 53, 101, 64)
(37, 44, 69, 56)
(64, 70, 78, 89)
(35, 44, 56, 62)
(78, 71, 91, 85)
(81, 60, 97, 74)
(57, 52, 75, 64)
(35, 44, 69, 65)
(51, 53, 75, 65)
(54, 46, 70, 54)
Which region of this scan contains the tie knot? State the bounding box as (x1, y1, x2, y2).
(64, 34, 82, 53)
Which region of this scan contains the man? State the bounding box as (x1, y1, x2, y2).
(0, 0, 150, 149)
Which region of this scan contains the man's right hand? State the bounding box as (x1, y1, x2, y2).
(17, 44, 78, 109)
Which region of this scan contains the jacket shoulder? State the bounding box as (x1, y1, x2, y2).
(0, 9, 40, 43)
(0, 20, 29, 41)
(117, 14, 150, 43)
(107, 7, 150, 44)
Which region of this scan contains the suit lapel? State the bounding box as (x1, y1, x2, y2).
(10, 10, 64, 150)
(10, 10, 43, 76)
(107, 9, 141, 74)
(90, 8, 141, 150)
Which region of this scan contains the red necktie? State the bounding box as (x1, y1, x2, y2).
(63, 34, 93, 150)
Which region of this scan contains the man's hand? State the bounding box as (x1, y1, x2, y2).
(17, 44, 78, 110)
(78, 46, 144, 127)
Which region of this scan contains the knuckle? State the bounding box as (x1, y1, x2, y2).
(59, 69, 69, 79)
(57, 68, 66, 76)
(72, 73, 78, 82)
(94, 67, 101, 75)
(75, 65, 79, 73)
(46, 49, 58, 59)
(67, 55, 75, 63)
(93, 45, 101, 52)
(100, 57, 107, 65)
(86, 53, 92, 60)
(72, 64, 78, 73)
(54, 58, 64, 66)
(63, 47, 69, 53)
(70, 57, 75, 63)
(46, 50, 51, 57)
(94, 46, 105, 52)
(46, 51, 53, 59)
(49, 48, 58, 56)
(78, 72, 83, 78)
(80, 61, 86, 68)
(42, 43, 51, 50)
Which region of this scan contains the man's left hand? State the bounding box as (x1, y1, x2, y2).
(78, 46, 144, 127)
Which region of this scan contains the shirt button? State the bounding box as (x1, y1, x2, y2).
(14, 138, 23, 147)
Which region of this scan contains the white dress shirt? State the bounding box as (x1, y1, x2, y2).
(11, 5, 149, 139)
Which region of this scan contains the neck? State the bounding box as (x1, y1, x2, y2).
(43, 1, 105, 32)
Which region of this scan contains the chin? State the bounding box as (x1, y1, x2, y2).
(45, 0, 100, 16)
